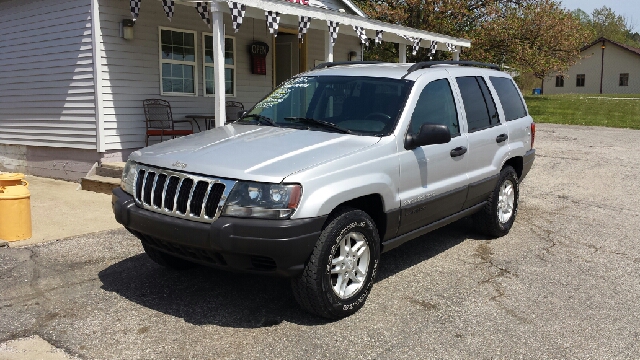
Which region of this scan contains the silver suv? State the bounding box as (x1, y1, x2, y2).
(113, 61, 536, 319)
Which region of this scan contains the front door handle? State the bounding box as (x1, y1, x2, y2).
(450, 146, 467, 158)
(496, 133, 508, 143)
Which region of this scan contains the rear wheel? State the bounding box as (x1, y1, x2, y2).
(474, 166, 519, 238)
(291, 208, 380, 319)
(142, 244, 195, 270)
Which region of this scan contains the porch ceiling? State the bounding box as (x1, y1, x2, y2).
(178, 0, 471, 49)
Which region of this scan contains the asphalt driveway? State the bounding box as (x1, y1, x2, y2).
(1, 123, 639, 359)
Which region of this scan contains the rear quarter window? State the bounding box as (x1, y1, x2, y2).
(490, 77, 527, 121)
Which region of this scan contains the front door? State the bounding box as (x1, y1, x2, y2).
(274, 30, 307, 87)
(397, 76, 470, 235)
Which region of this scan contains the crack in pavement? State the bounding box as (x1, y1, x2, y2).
(472, 242, 530, 324)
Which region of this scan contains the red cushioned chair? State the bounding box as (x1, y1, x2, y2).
(143, 99, 194, 146)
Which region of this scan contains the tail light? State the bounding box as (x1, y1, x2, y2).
(530, 122, 536, 148)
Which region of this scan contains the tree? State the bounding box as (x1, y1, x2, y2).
(353, 0, 535, 62)
(469, 0, 591, 87)
(590, 6, 635, 45)
(572, 6, 639, 47)
(356, 0, 591, 87)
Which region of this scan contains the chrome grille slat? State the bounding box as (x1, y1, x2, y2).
(173, 178, 185, 214)
(132, 164, 236, 224)
(184, 179, 197, 215)
(199, 183, 213, 218)
(160, 175, 169, 210)
(140, 171, 149, 205)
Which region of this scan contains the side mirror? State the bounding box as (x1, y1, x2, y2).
(405, 123, 451, 150)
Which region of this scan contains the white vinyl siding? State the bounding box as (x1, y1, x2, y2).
(0, 0, 97, 149)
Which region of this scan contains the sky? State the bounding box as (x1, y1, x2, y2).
(560, 0, 639, 31)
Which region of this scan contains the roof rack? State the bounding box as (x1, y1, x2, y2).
(403, 61, 500, 78)
(312, 61, 385, 70)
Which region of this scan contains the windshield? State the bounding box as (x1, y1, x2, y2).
(240, 76, 413, 136)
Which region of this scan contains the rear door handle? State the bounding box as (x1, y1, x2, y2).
(496, 133, 508, 143)
(450, 146, 467, 158)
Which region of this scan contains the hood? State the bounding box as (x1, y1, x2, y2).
(129, 124, 381, 183)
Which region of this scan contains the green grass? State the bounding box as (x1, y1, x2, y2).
(523, 94, 640, 129)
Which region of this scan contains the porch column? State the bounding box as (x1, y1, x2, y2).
(398, 43, 406, 63)
(210, 1, 226, 128)
(325, 32, 333, 62)
(453, 51, 460, 61)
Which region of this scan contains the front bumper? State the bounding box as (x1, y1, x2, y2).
(112, 187, 326, 277)
(520, 148, 535, 182)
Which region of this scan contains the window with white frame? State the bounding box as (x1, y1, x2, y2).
(159, 27, 197, 95)
(203, 34, 236, 96)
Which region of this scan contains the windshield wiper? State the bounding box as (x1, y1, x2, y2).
(242, 114, 279, 127)
(284, 117, 353, 134)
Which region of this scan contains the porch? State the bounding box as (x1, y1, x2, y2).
(96, 0, 471, 151)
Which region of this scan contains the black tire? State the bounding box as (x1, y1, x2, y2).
(474, 166, 519, 238)
(142, 244, 195, 270)
(291, 208, 381, 319)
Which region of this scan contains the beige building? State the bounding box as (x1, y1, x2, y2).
(543, 38, 640, 94)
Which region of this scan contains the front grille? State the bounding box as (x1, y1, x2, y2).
(133, 164, 236, 223)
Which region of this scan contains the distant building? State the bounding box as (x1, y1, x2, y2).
(543, 37, 640, 95)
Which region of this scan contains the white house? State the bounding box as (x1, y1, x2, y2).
(543, 37, 640, 95)
(0, 0, 471, 181)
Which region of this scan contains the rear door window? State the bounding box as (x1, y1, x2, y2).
(490, 77, 527, 121)
(456, 76, 500, 132)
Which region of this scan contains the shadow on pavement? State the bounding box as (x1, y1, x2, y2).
(98, 218, 483, 328)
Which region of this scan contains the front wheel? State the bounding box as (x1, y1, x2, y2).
(291, 208, 380, 319)
(474, 165, 519, 238)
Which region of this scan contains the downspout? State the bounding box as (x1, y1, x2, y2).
(210, 1, 226, 128)
(91, 0, 105, 152)
(599, 40, 605, 94)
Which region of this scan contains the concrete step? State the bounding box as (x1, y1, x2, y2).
(81, 175, 121, 195)
(96, 162, 125, 178)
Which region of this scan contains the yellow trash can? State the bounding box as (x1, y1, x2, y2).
(0, 173, 32, 241)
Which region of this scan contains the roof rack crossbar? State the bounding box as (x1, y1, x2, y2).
(403, 61, 500, 78)
(312, 61, 385, 70)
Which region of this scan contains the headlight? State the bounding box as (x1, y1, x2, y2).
(120, 160, 137, 195)
(223, 182, 302, 219)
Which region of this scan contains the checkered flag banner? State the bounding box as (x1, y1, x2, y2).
(353, 26, 368, 46)
(411, 38, 421, 55)
(327, 21, 339, 45)
(228, 2, 246, 33)
(265, 11, 280, 36)
(130, 0, 141, 21)
(298, 16, 311, 42)
(446, 43, 457, 52)
(375, 30, 383, 45)
(429, 41, 438, 58)
(195, 2, 211, 28)
(162, 0, 174, 21)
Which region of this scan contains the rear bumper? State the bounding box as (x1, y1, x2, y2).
(520, 148, 535, 182)
(112, 187, 326, 277)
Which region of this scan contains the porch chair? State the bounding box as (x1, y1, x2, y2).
(225, 101, 245, 124)
(143, 99, 194, 146)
